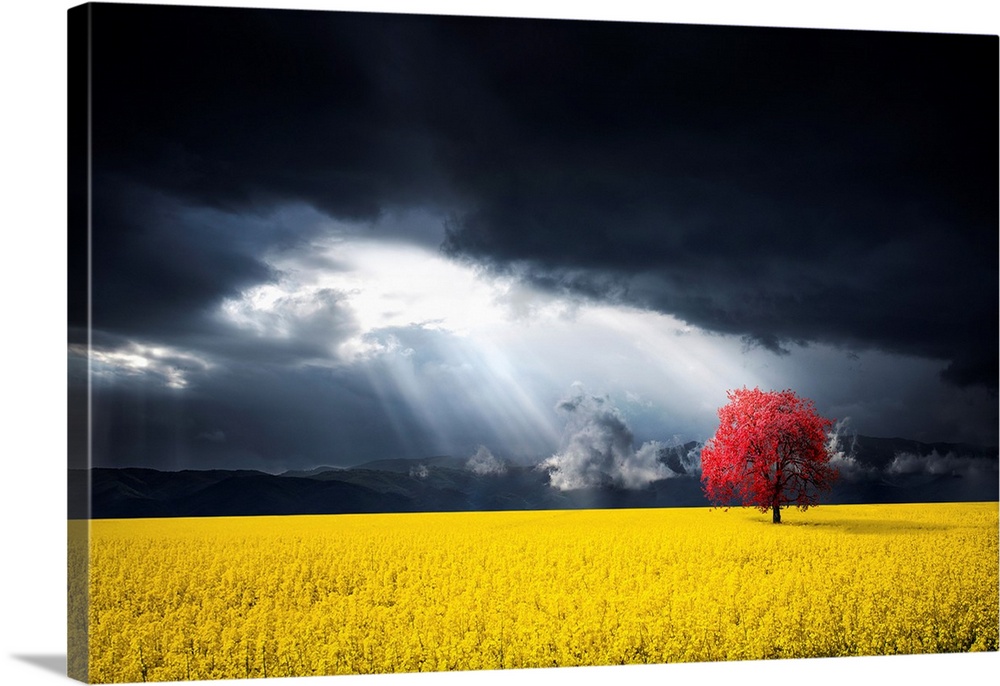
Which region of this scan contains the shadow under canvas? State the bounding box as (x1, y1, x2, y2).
(12, 654, 67, 677)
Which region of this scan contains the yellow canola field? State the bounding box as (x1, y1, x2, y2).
(78, 503, 998, 682)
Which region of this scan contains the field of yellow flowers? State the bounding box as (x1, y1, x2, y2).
(74, 502, 998, 683)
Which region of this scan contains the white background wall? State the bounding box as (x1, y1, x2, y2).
(2, 2, 997, 685)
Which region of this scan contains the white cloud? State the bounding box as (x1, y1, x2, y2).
(409, 464, 430, 479)
(466, 445, 507, 476)
(825, 418, 876, 479)
(540, 386, 672, 490)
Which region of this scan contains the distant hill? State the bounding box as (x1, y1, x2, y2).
(72, 436, 997, 518)
(349, 455, 473, 473)
(280, 465, 344, 478)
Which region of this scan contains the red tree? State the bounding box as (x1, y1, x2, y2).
(701, 387, 837, 523)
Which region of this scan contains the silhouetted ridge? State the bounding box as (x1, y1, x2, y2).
(74, 436, 997, 518)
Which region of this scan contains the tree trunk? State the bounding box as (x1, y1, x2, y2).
(772, 503, 781, 524)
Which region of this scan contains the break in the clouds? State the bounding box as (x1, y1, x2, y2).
(72, 5, 997, 472)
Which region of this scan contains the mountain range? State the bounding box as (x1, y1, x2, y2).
(70, 436, 998, 519)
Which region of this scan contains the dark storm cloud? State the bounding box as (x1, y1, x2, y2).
(87, 174, 368, 368)
(89, 176, 276, 337)
(436, 26, 998, 387)
(88, 5, 997, 393)
(90, 6, 459, 219)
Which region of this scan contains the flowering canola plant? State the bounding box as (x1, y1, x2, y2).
(79, 502, 998, 682)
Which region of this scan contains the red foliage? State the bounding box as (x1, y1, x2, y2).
(701, 387, 837, 523)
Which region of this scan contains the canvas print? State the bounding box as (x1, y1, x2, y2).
(67, 2, 999, 683)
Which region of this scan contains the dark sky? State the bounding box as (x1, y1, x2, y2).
(70, 2, 998, 473)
